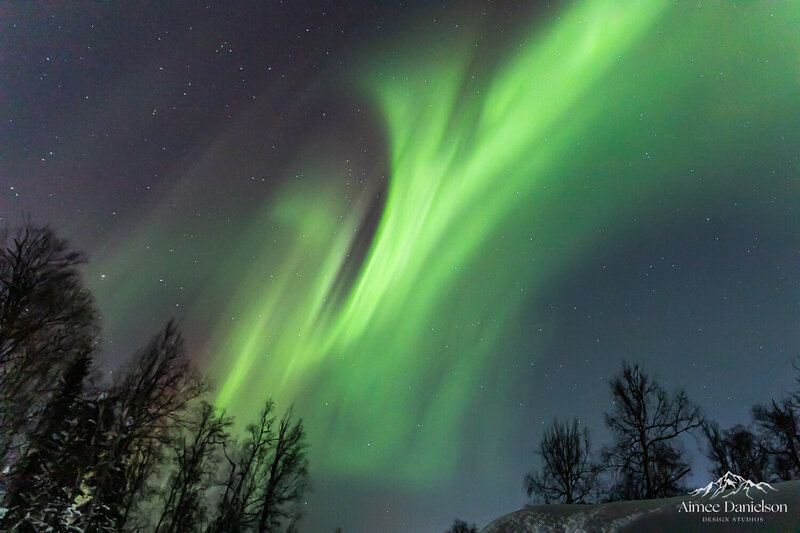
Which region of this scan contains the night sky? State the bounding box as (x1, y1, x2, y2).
(2, 2, 799, 532)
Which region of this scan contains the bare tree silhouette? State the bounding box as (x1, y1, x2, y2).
(603, 361, 703, 499)
(525, 418, 601, 503)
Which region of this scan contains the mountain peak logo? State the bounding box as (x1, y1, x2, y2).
(689, 471, 778, 500)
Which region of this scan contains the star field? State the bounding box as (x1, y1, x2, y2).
(2, 2, 799, 531)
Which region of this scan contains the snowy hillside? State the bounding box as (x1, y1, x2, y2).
(481, 480, 800, 533)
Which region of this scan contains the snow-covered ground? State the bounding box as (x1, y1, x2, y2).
(481, 480, 800, 533)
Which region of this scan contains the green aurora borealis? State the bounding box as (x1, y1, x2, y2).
(199, 0, 798, 481)
(210, 0, 675, 479)
(63, 0, 800, 527)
